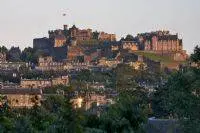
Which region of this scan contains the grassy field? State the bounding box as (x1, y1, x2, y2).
(134, 51, 173, 62)
(133, 51, 186, 68)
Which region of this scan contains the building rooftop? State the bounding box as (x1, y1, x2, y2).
(0, 88, 41, 95)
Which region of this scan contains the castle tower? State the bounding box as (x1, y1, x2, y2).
(63, 25, 68, 30)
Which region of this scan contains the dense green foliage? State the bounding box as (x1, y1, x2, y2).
(0, 93, 149, 133)
(20, 47, 38, 64)
(191, 45, 200, 67)
(121, 35, 135, 41)
(152, 45, 200, 132)
(0, 46, 8, 53)
(0, 46, 40, 64)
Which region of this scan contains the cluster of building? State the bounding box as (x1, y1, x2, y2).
(35, 24, 116, 48)
(137, 31, 182, 51)
(0, 87, 42, 108)
(0, 76, 69, 108)
(0, 52, 27, 71)
(137, 31, 187, 61)
(0, 25, 189, 109)
(71, 93, 114, 110)
(32, 25, 188, 72)
(20, 76, 69, 89)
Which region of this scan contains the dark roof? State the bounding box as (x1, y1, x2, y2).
(0, 88, 41, 95)
(146, 118, 181, 133)
(158, 35, 178, 41)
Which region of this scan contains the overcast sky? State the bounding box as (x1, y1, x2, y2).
(0, 0, 200, 53)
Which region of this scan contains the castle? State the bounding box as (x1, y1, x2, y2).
(137, 31, 183, 52)
(33, 25, 188, 69)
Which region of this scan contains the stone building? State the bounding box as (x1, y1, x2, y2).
(54, 35, 66, 47)
(137, 31, 183, 52)
(122, 41, 138, 51)
(128, 61, 147, 70)
(98, 32, 116, 41)
(20, 79, 52, 89)
(0, 62, 27, 71)
(48, 29, 67, 47)
(51, 76, 69, 86)
(71, 93, 108, 110)
(20, 76, 69, 89)
(69, 25, 92, 41)
(85, 93, 108, 110)
(33, 37, 52, 50)
(0, 88, 42, 108)
(98, 57, 122, 68)
(36, 56, 64, 71)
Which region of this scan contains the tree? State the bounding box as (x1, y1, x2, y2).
(152, 68, 200, 133)
(92, 31, 100, 40)
(99, 94, 149, 133)
(21, 47, 37, 63)
(13, 116, 35, 133)
(191, 45, 200, 67)
(7, 46, 21, 62)
(45, 96, 84, 133)
(28, 105, 55, 131)
(0, 46, 8, 53)
(0, 98, 14, 132)
(124, 34, 135, 41)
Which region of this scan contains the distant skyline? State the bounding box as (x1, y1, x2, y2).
(0, 0, 200, 53)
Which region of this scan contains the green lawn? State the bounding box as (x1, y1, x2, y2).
(134, 51, 173, 62)
(133, 51, 186, 68)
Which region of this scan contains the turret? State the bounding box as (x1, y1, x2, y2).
(64, 25, 68, 30)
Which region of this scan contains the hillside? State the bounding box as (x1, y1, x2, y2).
(134, 51, 186, 69)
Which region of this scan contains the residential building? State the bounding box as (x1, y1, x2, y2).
(128, 61, 147, 70)
(146, 118, 181, 133)
(98, 57, 121, 68)
(70, 97, 83, 109)
(71, 93, 108, 110)
(0, 62, 27, 71)
(52, 76, 69, 86)
(20, 79, 52, 89)
(0, 88, 42, 108)
(122, 41, 138, 51)
(36, 56, 64, 71)
(85, 93, 108, 110)
(20, 76, 69, 89)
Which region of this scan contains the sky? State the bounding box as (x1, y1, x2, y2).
(0, 0, 200, 53)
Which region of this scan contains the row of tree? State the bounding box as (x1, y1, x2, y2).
(0, 46, 41, 64)
(0, 89, 149, 133)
